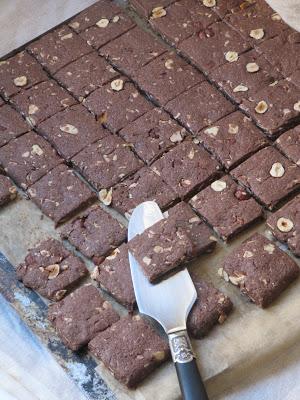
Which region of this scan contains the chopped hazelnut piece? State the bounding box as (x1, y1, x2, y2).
(203, 0, 216, 7)
(276, 217, 294, 232)
(225, 51, 239, 63)
(293, 101, 300, 112)
(270, 162, 285, 178)
(111, 79, 124, 91)
(96, 18, 110, 28)
(13, 76, 28, 87)
(59, 124, 78, 135)
(45, 263, 60, 279)
(246, 62, 259, 73)
(211, 180, 227, 192)
(99, 188, 113, 205)
(151, 6, 167, 19)
(233, 84, 248, 92)
(255, 100, 268, 114)
(250, 28, 265, 40)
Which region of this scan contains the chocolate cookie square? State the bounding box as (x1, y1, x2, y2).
(11, 80, 76, 127)
(79, 7, 135, 50)
(128, 217, 194, 282)
(275, 126, 300, 165)
(257, 29, 300, 77)
(61, 204, 126, 264)
(111, 167, 177, 217)
(0, 104, 30, 148)
(54, 52, 118, 100)
(240, 79, 300, 136)
(151, 139, 220, 198)
(129, 0, 175, 18)
(37, 104, 107, 160)
(231, 147, 300, 209)
(149, 0, 219, 46)
(28, 164, 96, 225)
(84, 78, 152, 133)
(119, 108, 186, 164)
(165, 81, 235, 134)
(197, 111, 268, 169)
(88, 315, 169, 387)
(72, 135, 143, 190)
(92, 243, 136, 310)
(220, 233, 299, 307)
(133, 51, 204, 105)
(165, 201, 217, 256)
(0, 51, 47, 99)
(0, 175, 17, 206)
(178, 21, 251, 73)
(100, 26, 167, 76)
(49, 284, 119, 350)
(0, 131, 62, 189)
(210, 49, 282, 104)
(267, 194, 300, 257)
(27, 26, 92, 74)
(190, 175, 263, 240)
(17, 238, 88, 301)
(187, 278, 233, 338)
(69, 0, 134, 33)
(225, 2, 288, 45)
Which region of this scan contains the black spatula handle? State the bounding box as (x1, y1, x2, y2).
(168, 330, 209, 400)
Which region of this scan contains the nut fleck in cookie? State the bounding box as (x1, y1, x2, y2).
(151, 139, 220, 198)
(0, 131, 62, 189)
(48, 284, 119, 350)
(187, 277, 233, 338)
(111, 167, 177, 217)
(27, 26, 91, 74)
(28, 164, 96, 225)
(165, 81, 235, 135)
(128, 216, 194, 282)
(197, 111, 268, 169)
(17, 238, 88, 301)
(11, 80, 76, 127)
(61, 204, 126, 265)
(231, 147, 300, 210)
(130, 0, 175, 18)
(275, 126, 300, 166)
(92, 243, 136, 310)
(38, 104, 107, 161)
(119, 108, 186, 164)
(220, 233, 299, 307)
(88, 315, 169, 387)
(0, 51, 47, 98)
(190, 175, 263, 240)
(133, 51, 204, 105)
(0, 175, 17, 206)
(100, 26, 167, 76)
(0, 104, 30, 148)
(55, 52, 118, 100)
(84, 78, 152, 133)
(267, 194, 300, 257)
(72, 134, 143, 190)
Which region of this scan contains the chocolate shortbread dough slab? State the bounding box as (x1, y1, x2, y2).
(27, 26, 92, 74)
(0, 51, 47, 99)
(197, 111, 268, 169)
(128, 217, 193, 282)
(220, 233, 299, 307)
(54, 52, 118, 100)
(275, 126, 300, 165)
(11, 80, 76, 127)
(84, 78, 152, 133)
(111, 166, 177, 217)
(88, 315, 169, 387)
(37, 104, 108, 161)
(71, 134, 143, 190)
(28, 164, 96, 225)
(0, 175, 17, 207)
(190, 175, 263, 240)
(267, 194, 300, 257)
(119, 108, 186, 164)
(0, 104, 30, 148)
(100, 26, 167, 77)
(231, 146, 300, 209)
(17, 238, 88, 301)
(92, 243, 136, 310)
(48, 284, 119, 350)
(61, 204, 127, 265)
(0, 131, 62, 189)
(151, 139, 221, 198)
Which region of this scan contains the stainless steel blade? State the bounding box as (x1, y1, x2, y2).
(128, 201, 197, 334)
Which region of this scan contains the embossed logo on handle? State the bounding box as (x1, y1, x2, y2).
(169, 331, 195, 363)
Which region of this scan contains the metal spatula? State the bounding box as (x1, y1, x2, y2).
(128, 201, 209, 400)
